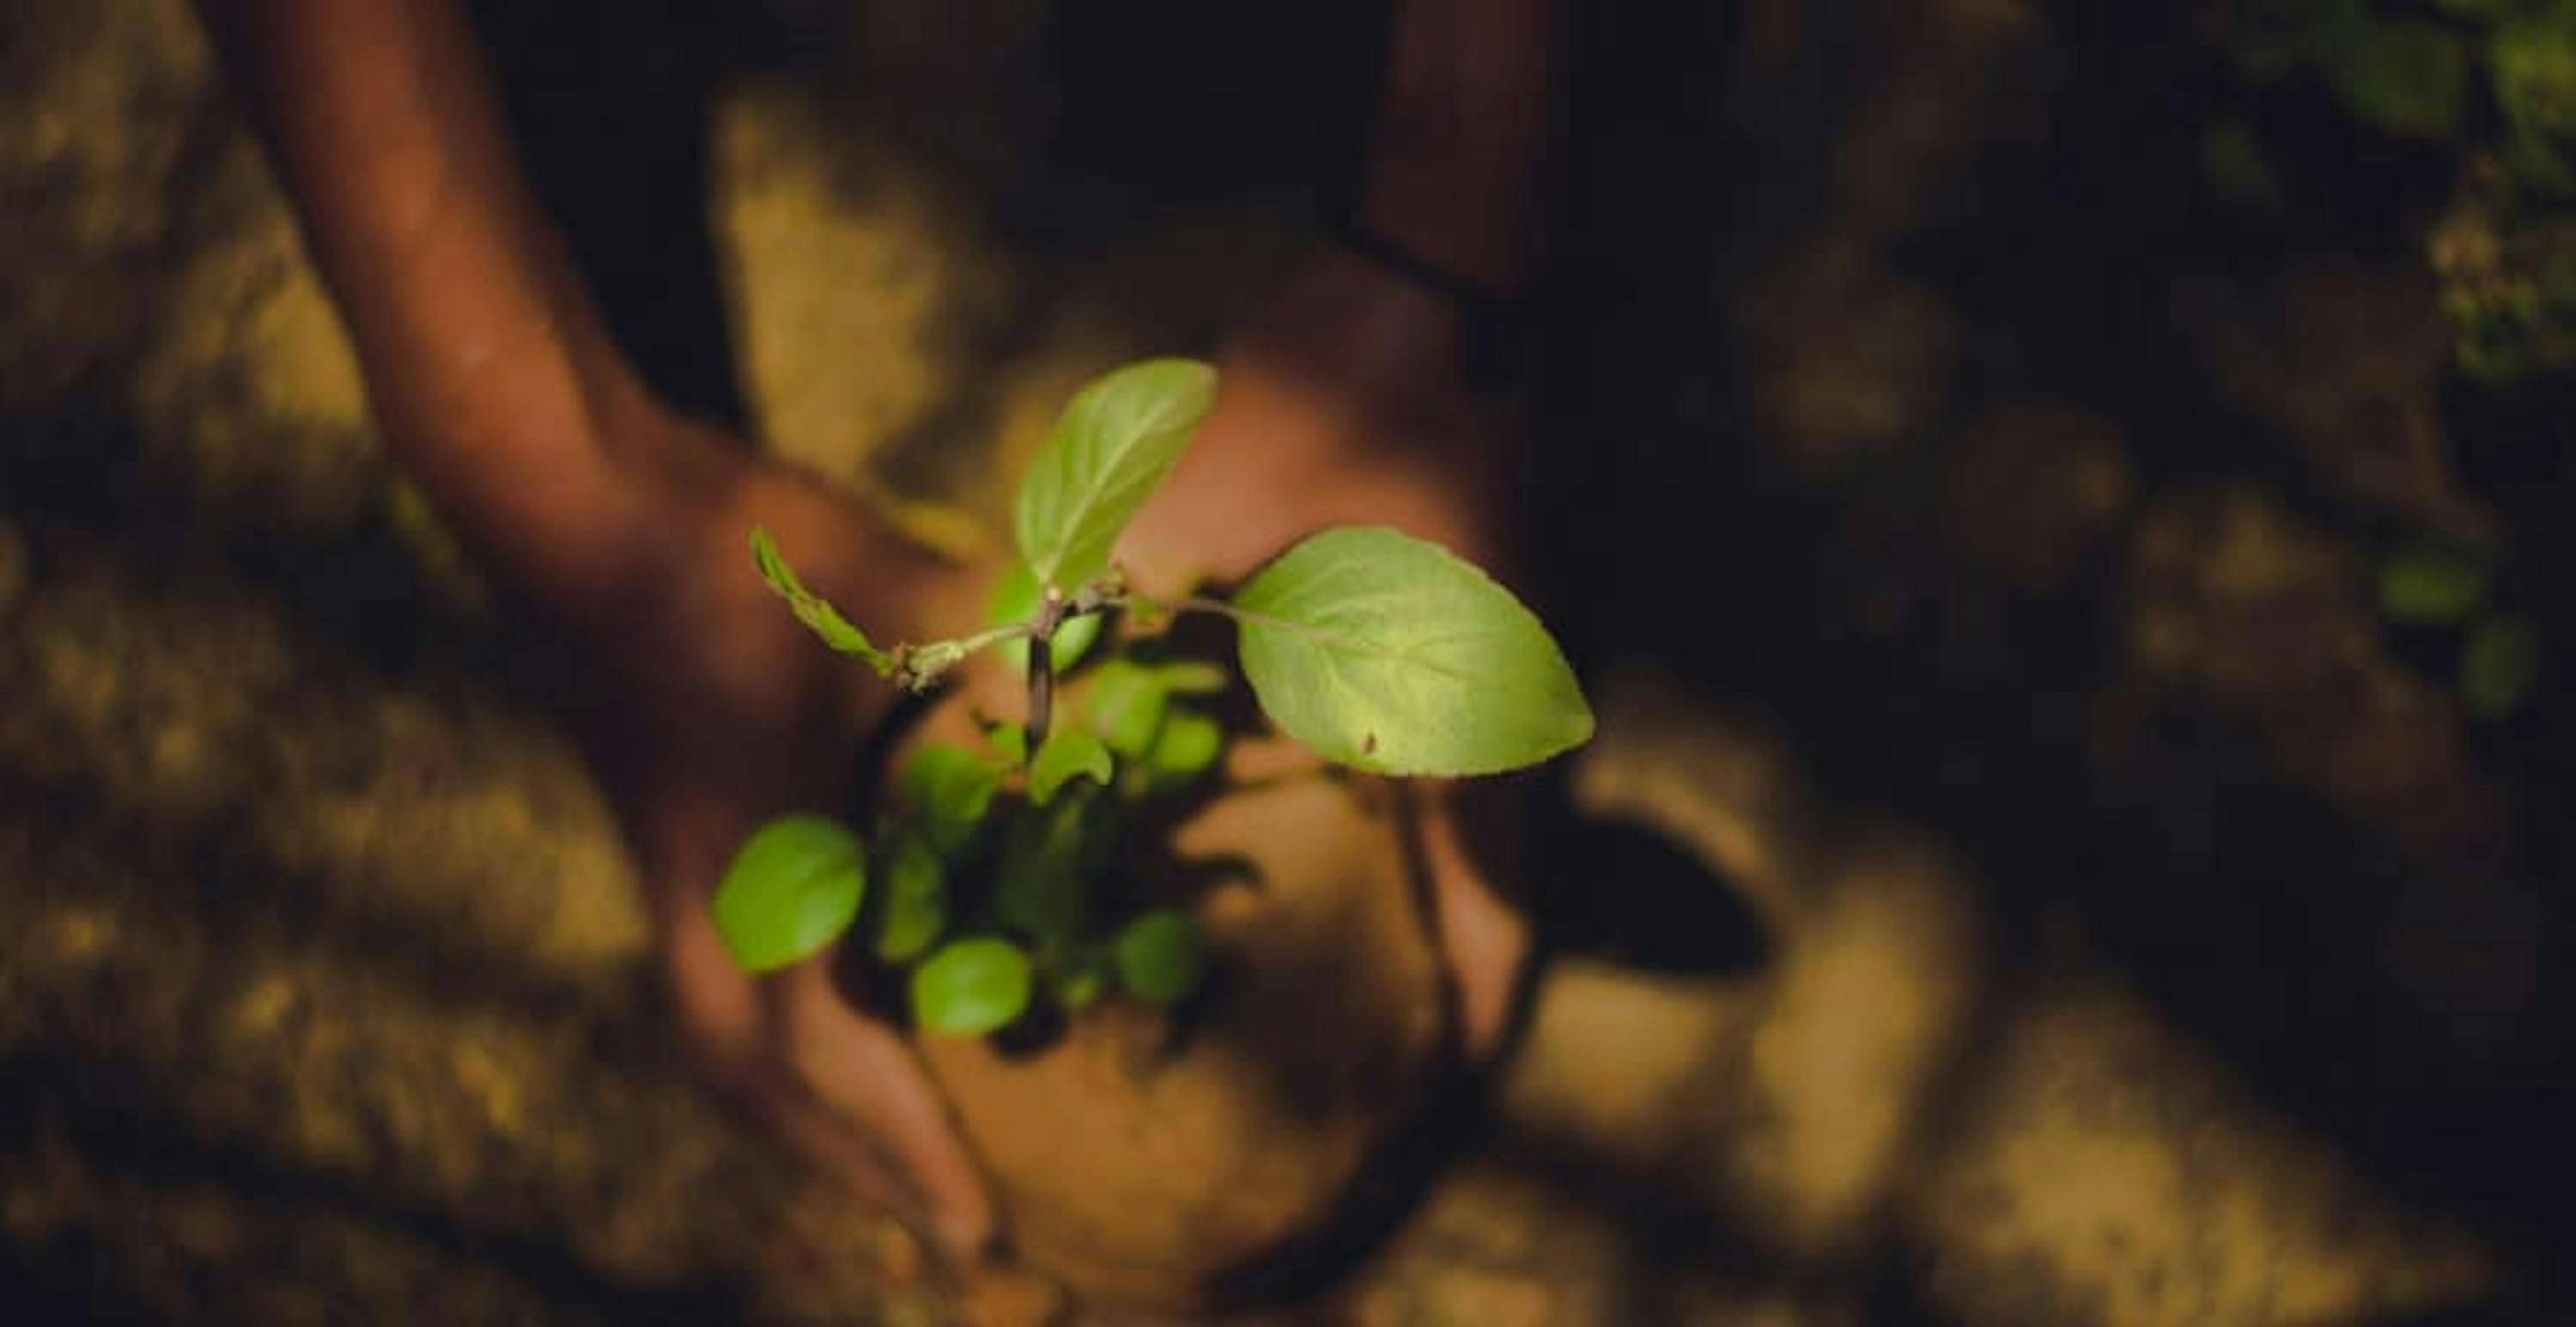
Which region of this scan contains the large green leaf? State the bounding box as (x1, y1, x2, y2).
(749, 528, 892, 673)
(1230, 527, 1592, 775)
(910, 937, 1033, 1035)
(712, 815, 867, 973)
(1012, 359, 1217, 592)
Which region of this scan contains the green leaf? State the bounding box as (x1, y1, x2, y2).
(910, 937, 1033, 1036)
(2494, 15, 2576, 141)
(899, 745, 1000, 857)
(872, 831, 947, 963)
(1113, 910, 1209, 1007)
(993, 784, 1116, 947)
(2461, 615, 2543, 720)
(984, 721, 1030, 769)
(1012, 359, 1218, 592)
(750, 528, 893, 673)
(1085, 656, 1230, 761)
(1151, 659, 1229, 695)
(1084, 659, 1173, 758)
(1029, 727, 1114, 804)
(1145, 707, 1224, 792)
(987, 563, 1103, 679)
(2379, 539, 2494, 624)
(1230, 527, 1593, 776)
(1056, 959, 1110, 1012)
(712, 815, 867, 973)
(2324, 18, 2473, 140)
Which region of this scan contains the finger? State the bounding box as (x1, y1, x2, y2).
(647, 836, 996, 1251)
(662, 904, 996, 1258)
(769, 961, 1000, 1258)
(654, 934, 912, 1214)
(1409, 782, 1532, 1060)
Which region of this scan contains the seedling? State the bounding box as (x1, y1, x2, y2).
(711, 358, 1592, 1036)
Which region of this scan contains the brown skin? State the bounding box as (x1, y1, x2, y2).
(194, 0, 1556, 1287)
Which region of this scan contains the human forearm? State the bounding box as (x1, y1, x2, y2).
(195, 0, 660, 601)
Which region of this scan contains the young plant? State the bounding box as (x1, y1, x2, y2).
(710, 358, 1591, 1036)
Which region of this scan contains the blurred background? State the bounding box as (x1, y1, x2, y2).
(4, 0, 2573, 1321)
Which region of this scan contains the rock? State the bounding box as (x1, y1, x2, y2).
(1910, 979, 2494, 1325)
(1943, 399, 2134, 595)
(2112, 485, 2508, 868)
(2177, 262, 2493, 540)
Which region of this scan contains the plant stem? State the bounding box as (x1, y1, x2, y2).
(1028, 635, 1054, 753)
(947, 620, 1036, 656)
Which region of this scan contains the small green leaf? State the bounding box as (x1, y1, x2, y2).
(1145, 707, 1224, 792)
(987, 563, 1103, 678)
(1113, 910, 1209, 1007)
(1230, 527, 1593, 776)
(1029, 727, 1115, 804)
(872, 831, 947, 963)
(2324, 18, 2473, 140)
(713, 815, 867, 973)
(2379, 539, 2493, 624)
(750, 529, 893, 673)
(1151, 659, 1229, 695)
(1084, 659, 1174, 758)
(1056, 960, 1109, 1012)
(899, 745, 1000, 856)
(984, 721, 1030, 768)
(911, 937, 1033, 1035)
(2461, 615, 2543, 720)
(1013, 359, 1218, 592)
(993, 784, 1116, 947)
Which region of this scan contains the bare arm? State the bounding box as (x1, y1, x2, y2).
(194, 0, 992, 1258)
(195, 0, 686, 609)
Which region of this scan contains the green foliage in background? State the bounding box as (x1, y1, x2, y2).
(2219, 0, 2576, 380)
(2377, 538, 2548, 720)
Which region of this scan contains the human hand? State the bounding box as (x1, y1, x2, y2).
(535, 405, 1005, 1260)
(544, 244, 1541, 1301)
